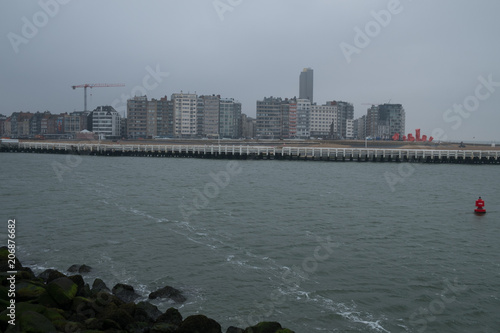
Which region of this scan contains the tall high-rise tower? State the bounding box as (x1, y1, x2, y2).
(299, 68, 314, 103)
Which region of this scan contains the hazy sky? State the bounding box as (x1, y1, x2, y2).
(2, 0, 499, 141)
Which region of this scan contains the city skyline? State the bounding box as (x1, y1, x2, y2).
(2, 1, 500, 141)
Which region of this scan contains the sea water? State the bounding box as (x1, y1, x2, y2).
(1, 153, 500, 332)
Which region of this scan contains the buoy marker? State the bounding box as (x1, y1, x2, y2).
(474, 196, 486, 214)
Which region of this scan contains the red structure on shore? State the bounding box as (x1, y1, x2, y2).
(393, 129, 434, 142)
(475, 197, 486, 214)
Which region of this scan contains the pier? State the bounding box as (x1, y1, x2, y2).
(1, 141, 500, 164)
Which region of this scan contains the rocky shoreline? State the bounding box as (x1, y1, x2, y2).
(0, 247, 294, 333)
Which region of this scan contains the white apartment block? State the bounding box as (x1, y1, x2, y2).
(172, 93, 197, 137)
(310, 104, 337, 138)
(92, 106, 121, 138)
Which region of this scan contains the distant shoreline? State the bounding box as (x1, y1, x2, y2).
(10, 138, 500, 151)
(2, 140, 500, 164)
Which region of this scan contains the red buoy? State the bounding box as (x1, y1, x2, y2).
(474, 197, 486, 214)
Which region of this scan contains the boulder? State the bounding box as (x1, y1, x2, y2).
(112, 283, 140, 303)
(38, 269, 66, 283)
(91, 278, 110, 294)
(155, 307, 183, 326)
(177, 314, 222, 333)
(47, 277, 78, 308)
(67, 264, 92, 273)
(135, 301, 163, 322)
(16, 310, 57, 333)
(149, 285, 186, 303)
(244, 322, 282, 333)
(15, 280, 47, 301)
(227, 327, 245, 333)
(150, 322, 179, 333)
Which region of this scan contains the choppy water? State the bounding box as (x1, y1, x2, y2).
(2, 152, 500, 332)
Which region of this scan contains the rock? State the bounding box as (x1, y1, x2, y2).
(244, 322, 283, 333)
(15, 280, 47, 301)
(47, 277, 78, 308)
(68, 264, 92, 273)
(155, 307, 183, 326)
(99, 303, 135, 330)
(112, 283, 140, 303)
(150, 322, 179, 333)
(135, 301, 163, 322)
(177, 314, 222, 333)
(16, 310, 57, 333)
(91, 278, 110, 294)
(149, 285, 186, 303)
(42, 307, 68, 331)
(227, 327, 245, 333)
(38, 269, 66, 283)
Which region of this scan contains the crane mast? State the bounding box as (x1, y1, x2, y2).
(71, 83, 125, 112)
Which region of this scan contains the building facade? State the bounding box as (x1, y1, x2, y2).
(310, 104, 337, 138)
(127, 95, 148, 139)
(92, 106, 121, 138)
(299, 68, 314, 103)
(296, 99, 311, 138)
(172, 93, 197, 137)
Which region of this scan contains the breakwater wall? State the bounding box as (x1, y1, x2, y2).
(2, 141, 500, 164)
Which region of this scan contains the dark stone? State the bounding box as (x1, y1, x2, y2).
(227, 327, 245, 333)
(67, 264, 92, 273)
(91, 278, 110, 294)
(67, 264, 80, 273)
(149, 285, 186, 303)
(17, 310, 57, 333)
(68, 275, 84, 290)
(47, 277, 78, 308)
(150, 322, 178, 333)
(38, 269, 66, 283)
(79, 264, 92, 273)
(15, 280, 47, 301)
(112, 283, 140, 303)
(244, 322, 282, 333)
(155, 307, 183, 326)
(16, 267, 36, 280)
(100, 305, 135, 330)
(177, 314, 222, 333)
(135, 301, 163, 322)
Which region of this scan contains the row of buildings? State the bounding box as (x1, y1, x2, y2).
(0, 101, 405, 141)
(1, 68, 405, 140)
(0, 93, 252, 140)
(0, 107, 124, 140)
(256, 97, 355, 139)
(126, 93, 246, 139)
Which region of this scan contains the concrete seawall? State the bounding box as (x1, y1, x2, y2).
(2, 141, 500, 164)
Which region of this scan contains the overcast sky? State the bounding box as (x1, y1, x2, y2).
(1, 0, 499, 141)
